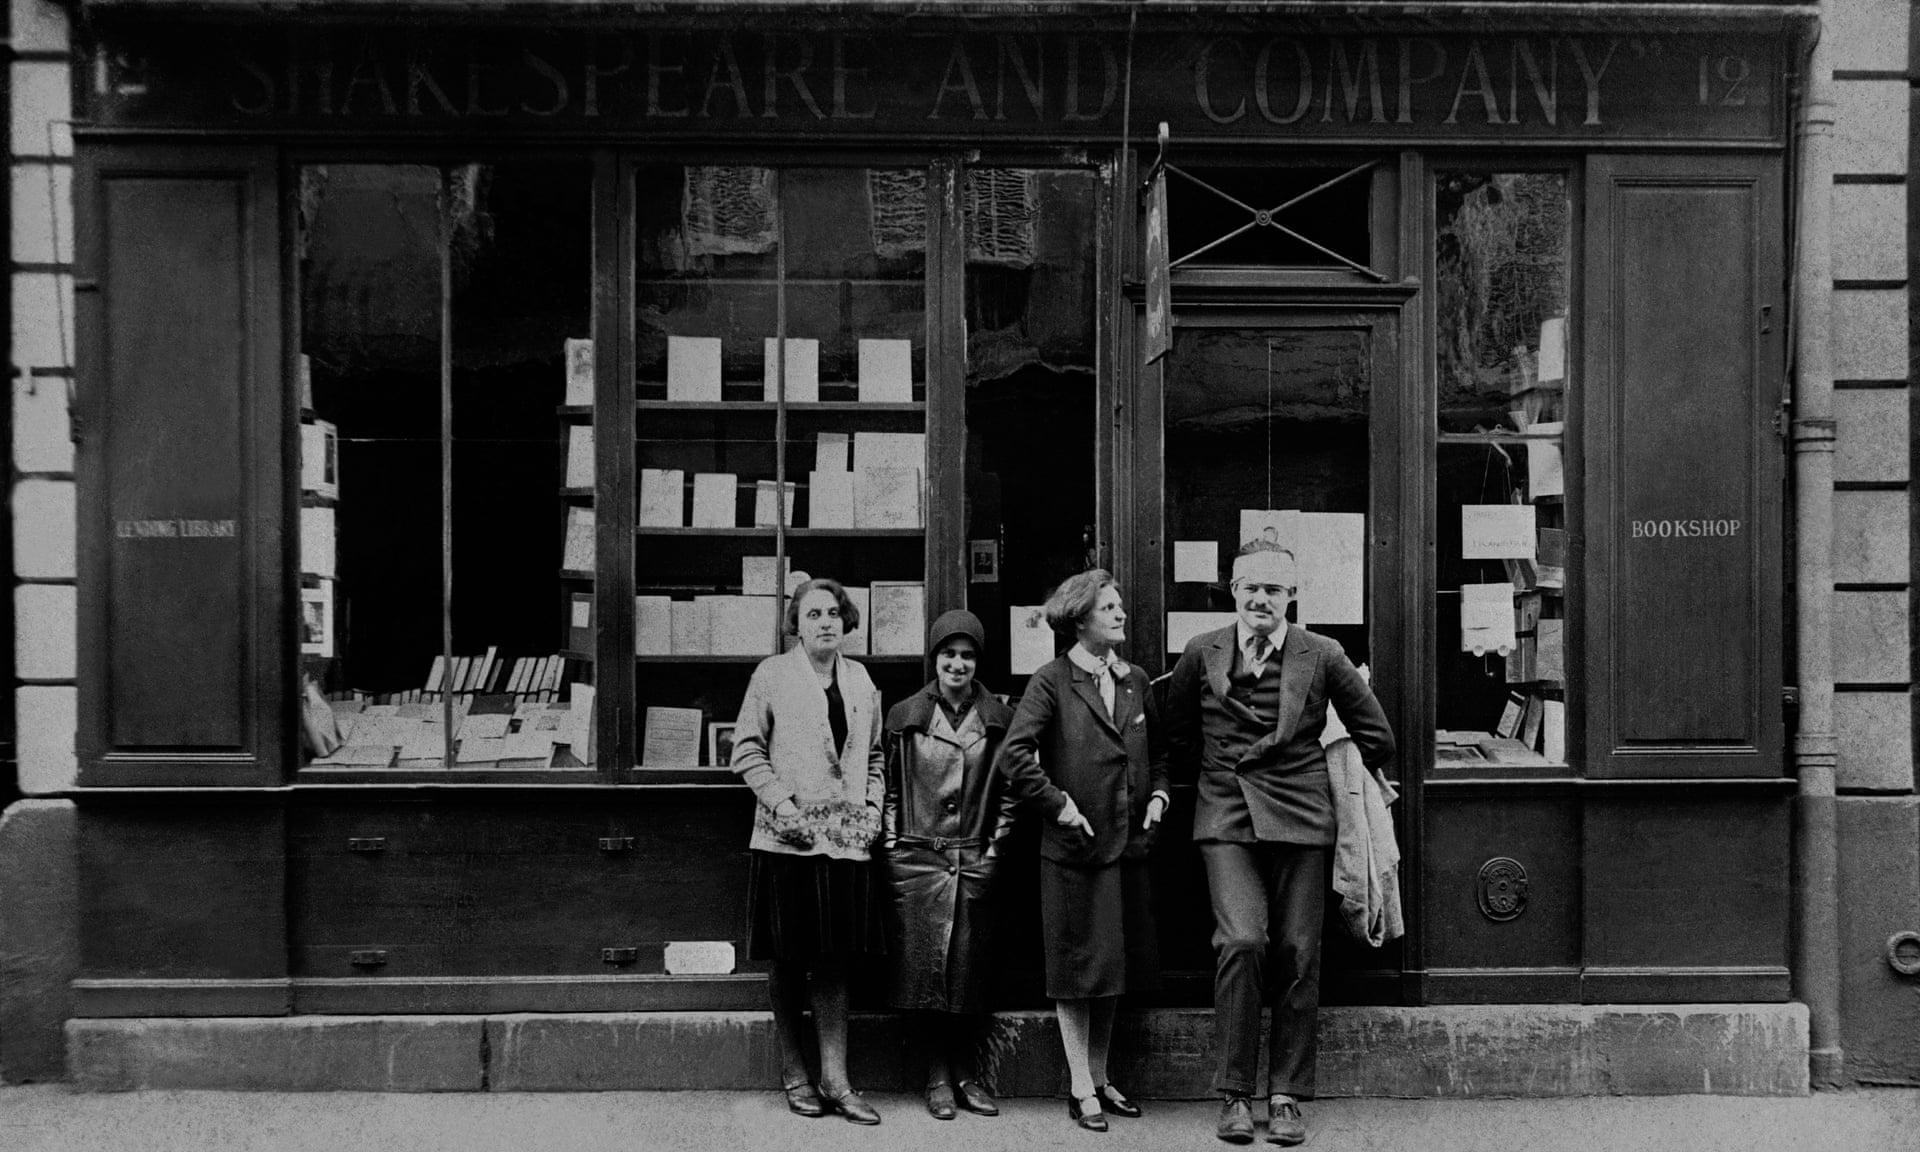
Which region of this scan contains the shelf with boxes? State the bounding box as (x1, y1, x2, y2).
(625, 161, 938, 775)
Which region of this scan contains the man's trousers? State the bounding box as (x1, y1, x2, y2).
(1199, 841, 1330, 1099)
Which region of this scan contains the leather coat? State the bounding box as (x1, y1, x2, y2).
(879, 682, 1016, 1013)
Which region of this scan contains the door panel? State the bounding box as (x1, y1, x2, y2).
(1581, 155, 1784, 778)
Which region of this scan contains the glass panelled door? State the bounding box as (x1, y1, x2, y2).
(1151, 308, 1405, 1004)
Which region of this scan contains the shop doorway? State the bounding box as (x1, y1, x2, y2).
(1147, 306, 1408, 1006)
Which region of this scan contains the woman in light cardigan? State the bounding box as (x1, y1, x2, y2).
(730, 577, 887, 1125)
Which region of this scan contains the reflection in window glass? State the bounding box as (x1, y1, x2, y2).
(1436, 173, 1570, 433)
(298, 162, 595, 770)
(963, 168, 1099, 688)
(1433, 172, 1572, 770)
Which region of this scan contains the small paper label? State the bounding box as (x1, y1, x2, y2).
(664, 940, 736, 975)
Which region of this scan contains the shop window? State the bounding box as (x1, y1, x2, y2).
(962, 167, 1101, 689)
(632, 164, 930, 770)
(1433, 171, 1573, 771)
(297, 161, 596, 772)
(1167, 164, 1373, 271)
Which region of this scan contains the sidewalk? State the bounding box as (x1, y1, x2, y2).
(2, 1086, 1915, 1152)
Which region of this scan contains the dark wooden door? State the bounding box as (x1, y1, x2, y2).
(1137, 305, 1413, 1006)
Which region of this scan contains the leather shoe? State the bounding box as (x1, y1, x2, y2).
(1067, 1093, 1109, 1132)
(925, 1082, 957, 1120)
(822, 1086, 881, 1125)
(955, 1078, 1000, 1116)
(1266, 1097, 1306, 1146)
(1095, 1083, 1143, 1119)
(782, 1081, 827, 1118)
(1216, 1095, 1255, 1144)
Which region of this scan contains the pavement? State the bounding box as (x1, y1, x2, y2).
(1, 1086, 1917, 1152)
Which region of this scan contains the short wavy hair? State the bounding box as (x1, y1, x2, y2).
(785, 577, 860, 635)
(1043, 568, 1117, 636)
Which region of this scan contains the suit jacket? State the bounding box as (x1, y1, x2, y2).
(995, 654, 1169, 867)
(1165, 623, 1395, 844)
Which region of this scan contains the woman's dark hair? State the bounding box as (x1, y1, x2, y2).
(1043, 569, 1117, 636)
(785, 577, 860, 635)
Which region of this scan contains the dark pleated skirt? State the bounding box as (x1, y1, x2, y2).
(746, 849, 887, 962)
(1038, 856, 1160, 999)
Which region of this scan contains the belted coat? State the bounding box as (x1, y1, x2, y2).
(879, 682, 1016, 1013)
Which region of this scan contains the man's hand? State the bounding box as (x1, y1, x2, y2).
(1142, 793, 1167, 831)
(1055, 793, 1095, 837)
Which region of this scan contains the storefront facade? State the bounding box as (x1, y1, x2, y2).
(5, 0, 1914, 1090)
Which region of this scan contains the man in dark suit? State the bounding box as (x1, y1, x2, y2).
(1165, 540, 1395, 1145)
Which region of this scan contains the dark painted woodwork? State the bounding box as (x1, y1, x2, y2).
(1580, 794, 1790, 994)
(925, 158, 967, 624)
(593, 148, 633, 774)
(76, 147, 283, 785)
(76, 802, 287, 980)
(1579, 966, 1790, 1003)
(287, 794, 758, 978)
(84, 24, 1785, 146)
(1582, 154, 1784, 778)
(1425, 967, 1582, 1004)
(1422, 794, 1581, 976)
(72, 978, 290, 1018)
(290, 973, 766, 1015)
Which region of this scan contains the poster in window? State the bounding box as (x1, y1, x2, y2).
(299, 583, 334, 658)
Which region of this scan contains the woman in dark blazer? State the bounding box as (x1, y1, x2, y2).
(995, 569, 1168, 1131)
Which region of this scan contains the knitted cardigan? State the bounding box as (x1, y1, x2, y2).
(730, 646, 886, 859)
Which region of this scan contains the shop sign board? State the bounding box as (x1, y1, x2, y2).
(82, 26, 1783, 143)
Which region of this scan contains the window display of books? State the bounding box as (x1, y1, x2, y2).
(630, 162, 934, 771)
(311, 653, 593, 769)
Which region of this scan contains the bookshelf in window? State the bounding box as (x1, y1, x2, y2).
(628, 161, 938, 774)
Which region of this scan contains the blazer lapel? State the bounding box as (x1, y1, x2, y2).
(1070, 666, 1122, 737)
(1269, 626, 1314, 745)
(1111, 669, 1138, 733)
(1202, 630, 1235, 703)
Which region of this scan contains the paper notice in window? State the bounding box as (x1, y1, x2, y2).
(1538, 318, 1567, 385)
(1010, 606, 1053, 674)
(1462, 504, 1537, 560)
(1527, 423, 1565, 499)
(1460, 582, 1518, 656)
(763, 338, 820, 403)
(642, 705, 701, 768)
(1295, 512, 1366, 626)
(858, 339, 914, 403)
(815, 431, 850, 473)
(667, 336, 723, 402)
(1173, 541, 1218, 584)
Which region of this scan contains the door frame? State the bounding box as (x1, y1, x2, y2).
(1124, 286, 1424, 1004)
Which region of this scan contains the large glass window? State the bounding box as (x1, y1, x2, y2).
(631, 164, 929, 771)
(298, 160, 595, 772)
(1433, 171, 1573, 770)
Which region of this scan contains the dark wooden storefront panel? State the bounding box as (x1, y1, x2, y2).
(76, 147, 283, 785)
(288, 795, 758, 980)
(1579, 789, 1791, 1002)
(1423, 788, 1582, 1004)
(74, 800, 289, 1013)
(1581, 154, 1783, 779)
